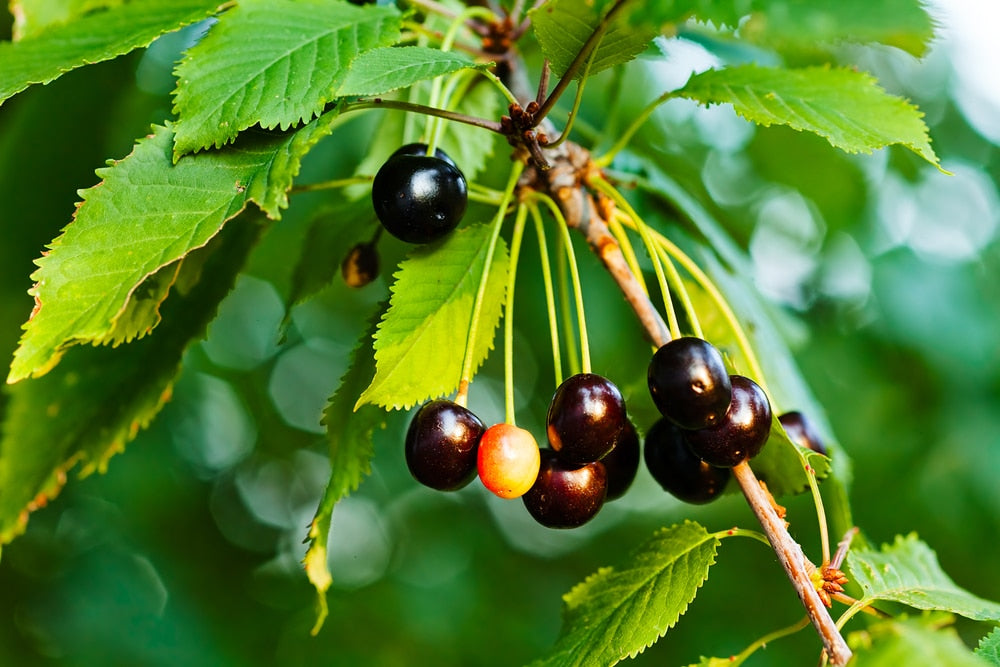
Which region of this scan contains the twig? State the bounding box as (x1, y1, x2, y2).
(522, 140, 853, 666)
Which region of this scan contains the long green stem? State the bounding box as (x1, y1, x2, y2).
(732, 616, 812, 665)
(503, 205, 529, 424)
(534, 193, 591, 375)
(715, 527, 771, 549)
(606, 214, 648, 298)
(530, 205, 564, 387)
(593, 91, 674, 167)
(455, 162, 524, 406)
(290, 176, 373, 194)
(343, 98, 503, 134)
(555, 227, 580, 378)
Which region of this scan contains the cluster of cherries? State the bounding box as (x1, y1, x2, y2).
(365, 145, 827, 525)
(406, 372, 638, 528)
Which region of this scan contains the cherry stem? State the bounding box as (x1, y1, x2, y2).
(456, 162, 525, 407)
(592, 91, 675, 168)
(530, 204, 564, 387)
(565, 176, 851, 664)
(534, 192, 592, 375)
(733, 463, 853, 665)
(532, 0, 630, 126)
(344, 98, 503, 134)
(290, 175, 373, 194)
(555, 229, 581, 377)
(732, 615, 812, 666)
(803, 452, 832, 566)
(605, 214, 649, 301)
(503, 205, 529, 425)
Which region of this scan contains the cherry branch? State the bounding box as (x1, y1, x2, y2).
(520, 142, 853, 666)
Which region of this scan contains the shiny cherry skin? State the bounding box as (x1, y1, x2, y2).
(523, 449, 607, 528)
(391, 142, 457, 168)
(341, 241, 379, 288)
(644, 418, 730, 504)
(371, 153, 467, 244)
(779, 411, 828, 456)
(477, 423, 541, 499)
(546, 373, 627, 465)
(647, 337, 732, 430)
(684, 375, 772, 468)
(405, 400, 484, 491)
(600, 419, 640, 501)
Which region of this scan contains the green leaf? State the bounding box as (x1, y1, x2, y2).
(304, 312, 386, 635)
(533, 521, 720, 667)
(0, 218, 262, 544)
(847, 534, 1000, 622)
(0, 0, 225, 107)
(530, 0, 655, 79)
(7, 112, 343, 383)
(10, 0, 124, 39)
(848, 613, 992, 667)
(741, 0, 934, 57)
(287, 199, 377, 309)
(977, 627, 1000, 665)
(356, 223, 509, 411)
(171, 0, 401, 157)
(675, 64, 940, 169)
(336, 46, 475, 96)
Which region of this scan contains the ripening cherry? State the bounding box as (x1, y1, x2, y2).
(477, 423, 541, 499)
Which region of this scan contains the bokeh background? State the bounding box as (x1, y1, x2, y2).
(1, 1, 998, 665)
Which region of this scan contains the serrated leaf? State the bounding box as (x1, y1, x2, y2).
(11, 0, 124, 40)
(304, 311, 385, 634)
(336, 46, 474, 96)
(356, 223, 508, 411)
(7, 112, 342, 383)
(533, 521, 720, 667)
(530, 0, 655, 79)
(0, 218, 262, 544)
(0, 0, 224, 107)
(847, 534, 1000, 622)
(977, 627, 1000, 665)
(685, 657, 734, 667)
(741, 0, 934, 57)
(848, 613, 991, 667)
(287, 199, 378, 308)
(171, 0, 401, 157)
(675, 64, 940, 168)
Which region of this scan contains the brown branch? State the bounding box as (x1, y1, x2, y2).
(522, 139, 853, 666)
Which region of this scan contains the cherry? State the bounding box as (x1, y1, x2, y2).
(522, 449, 607, 528)
(684, 375, 772, 468)
(405, 400, 484, 491)
(600, 419, 639, 501)
(647, 337, 732, 430)
(371, 153, 467, 244)
(779, 411, 828, 456)
(546, 373, 626, 465)
(391, 142, 457, 168)
(477, 423, 541, 499)
(644, 418, 730, 504)
(341, 241, 379, 288)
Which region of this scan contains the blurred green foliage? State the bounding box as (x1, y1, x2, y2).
(2, 6, 999, 666)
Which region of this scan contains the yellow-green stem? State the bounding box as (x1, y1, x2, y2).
(503, 206, 529, 424)
(530, 205, 564, 387)
(455, 162, 524, 406)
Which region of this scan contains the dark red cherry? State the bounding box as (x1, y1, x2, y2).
(647, 337, 732, 430)
(779, 411, 828, 456)
(684, 375, 772, 468)
(546, 373, 626, 465)
(522, 449, 607, 528)
(391, 142, 457, 168)
(600, 419, 640, 501)
(405, 400, 484, 491)
(372, 153, 467, 244)
(644, 418, 730, 504)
